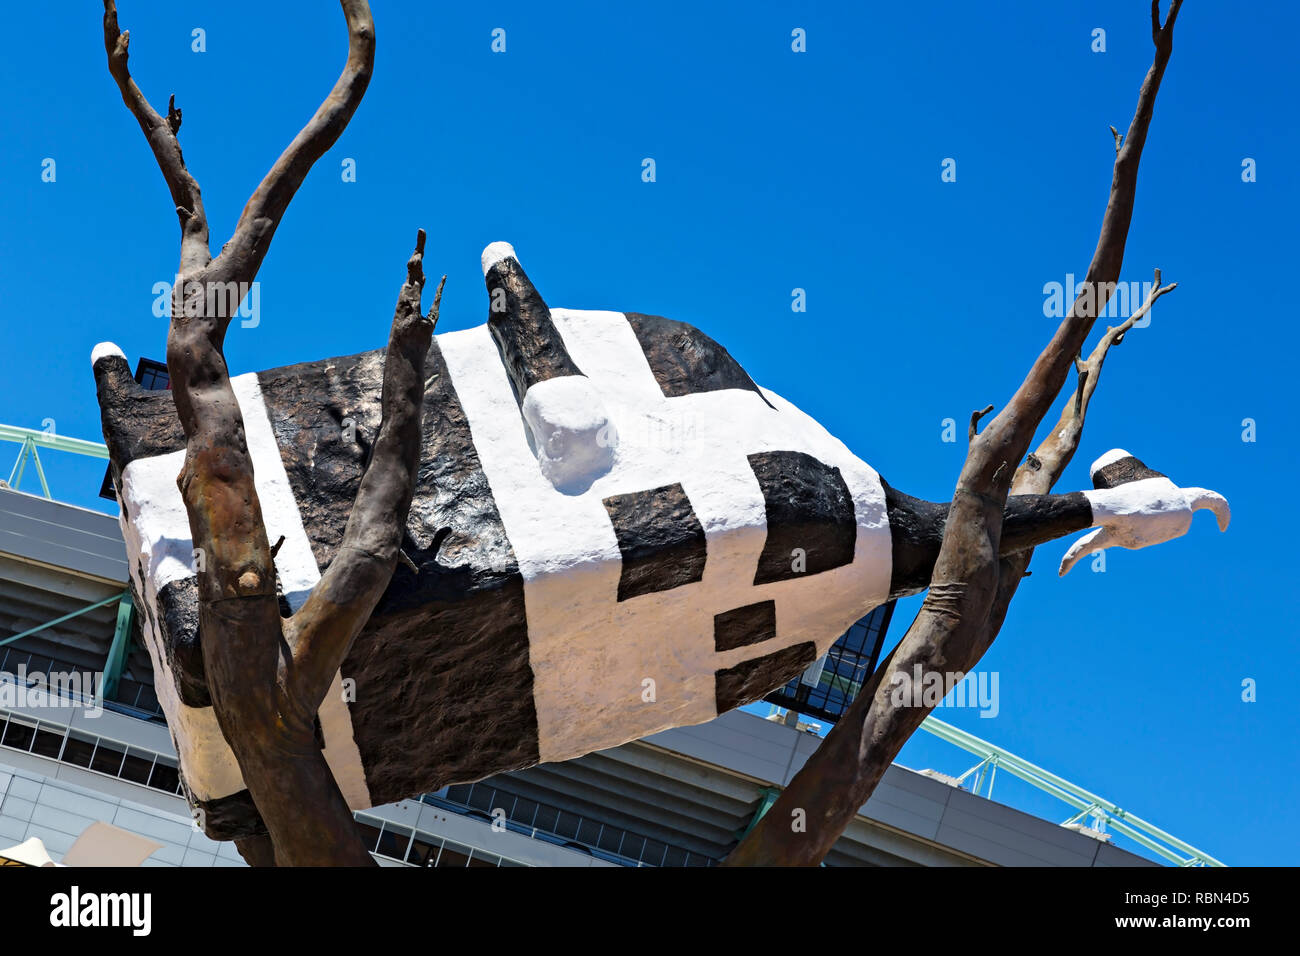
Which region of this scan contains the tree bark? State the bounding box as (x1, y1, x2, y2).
(724, 0, 1183, 867)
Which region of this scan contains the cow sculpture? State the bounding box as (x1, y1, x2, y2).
(92, 243, 1230, 840)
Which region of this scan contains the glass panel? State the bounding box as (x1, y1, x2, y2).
(354, 822, 383, 854)
(375, 824, 412, 860)
(764, 602, 895, 723)
(407, 836, 440, 867)
(2, 720, 35, 750)
(511, 797, 538, 826)
(31, 727, 64, 759)
(119, 751, 155, 785)
(532, 806, 559, 832)
(91, 742, 127, 775)
(148, 761, 181, 793)
(444, 784, 473, 806)
(435, 842, 472, 867)
(596, 826, 624, 854)
(61, 733, 96, 767)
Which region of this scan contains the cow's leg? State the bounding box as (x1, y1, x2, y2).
(481, 242, 616, 492)
(882, 449, 1229, 598)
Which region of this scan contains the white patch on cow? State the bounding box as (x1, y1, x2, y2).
(481, 241, 517, 275)
(229, 375, 320, 609)
(438, 308, 892, 765)
(521, 375, 617, 491)
(118, 451, 247, 802)
(119, 450, 193, 590)
(114, 374, 371, 809)
(91, 341, 127, 365)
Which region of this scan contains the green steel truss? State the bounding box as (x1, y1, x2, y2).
(1, 424, 109, 500)
(921, 715, 1225, 867)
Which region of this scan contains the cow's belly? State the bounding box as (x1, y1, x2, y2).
(437, 309, 892, 765)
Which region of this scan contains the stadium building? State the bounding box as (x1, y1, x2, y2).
(0, 370, 1222, 867)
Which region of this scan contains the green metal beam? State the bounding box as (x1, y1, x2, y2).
(7, 437, 31, 489)
(920, 715, 1225, 867)
(737, 786, 782, 841)
(30, 443, 51, 498)
(102, 593, 135, 700)
(1, 424, 110, 501)
(0, 591, 128, 650)
(0, 424, 109, 459)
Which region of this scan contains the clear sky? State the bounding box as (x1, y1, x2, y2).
(1, 1, 1295, 865)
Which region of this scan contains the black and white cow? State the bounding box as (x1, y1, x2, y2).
(92, 243, 1230, 840)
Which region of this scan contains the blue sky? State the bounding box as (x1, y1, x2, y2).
(1, 1, 1295, 864)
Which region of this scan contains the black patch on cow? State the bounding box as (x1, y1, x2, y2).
(748, 451, 856, 584)
(156, 577, 209, 708)
(256, 337, 540, 807)
(192, 789, 267, 840)
(715, 642, 817, 713)
(484, 254, 584, 401)
(625, 312, 776, 409)
(1092, 455, 1165, 489)
(713, 600, 777, 652)
(602, 483, 707, 601)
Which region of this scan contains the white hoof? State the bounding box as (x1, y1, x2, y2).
(1059, 476, 1230, 576)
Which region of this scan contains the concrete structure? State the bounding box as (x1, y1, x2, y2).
(0, 482, 1157, 867)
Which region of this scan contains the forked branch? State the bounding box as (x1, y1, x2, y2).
(980, 269, 1175, 652)
(103, 0, 375, 302)
(217, 0, 375, 292)
(285, 231, 444, 712)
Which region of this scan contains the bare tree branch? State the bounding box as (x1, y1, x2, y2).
(286, 231, 443, 712)
(968, 404, 994, 442)
(102, 0, 210, 274)
(724, 2, 1183, 867)
(979, 270, 1174, 659)
(215, 0, 375, 292)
